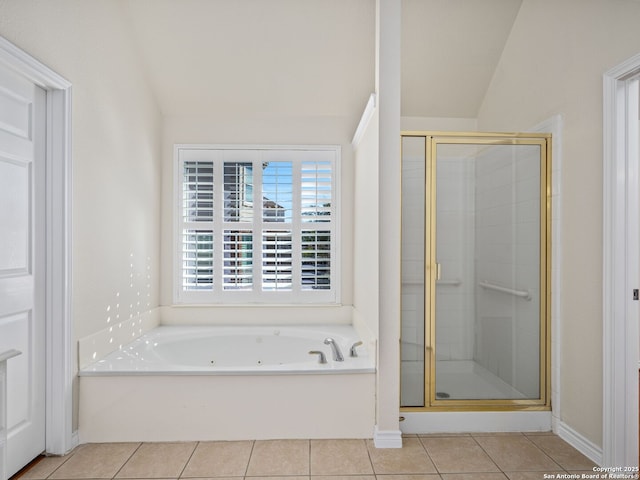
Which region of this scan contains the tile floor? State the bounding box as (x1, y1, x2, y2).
(13, 433, 599, 480)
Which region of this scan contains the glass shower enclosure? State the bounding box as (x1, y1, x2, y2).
(400, 132, 551, 410)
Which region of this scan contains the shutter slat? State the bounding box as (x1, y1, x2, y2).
(183, 160, 215, 222)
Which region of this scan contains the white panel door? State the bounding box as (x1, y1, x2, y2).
(0, 63, 46, 476)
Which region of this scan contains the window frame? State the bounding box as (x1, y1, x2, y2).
(173, 144, 341, 305)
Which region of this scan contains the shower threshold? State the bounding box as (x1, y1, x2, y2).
(399, 359, 551, 433)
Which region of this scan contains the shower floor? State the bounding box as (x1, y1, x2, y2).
(401, 359, 525, 406)
(436, 360, 526, 400)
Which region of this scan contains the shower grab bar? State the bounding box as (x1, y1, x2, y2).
(479, 280, 531, 301)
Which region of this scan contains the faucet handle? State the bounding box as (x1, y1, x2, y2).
(350, 341, 363, 357)
(309, 350, 327, 364)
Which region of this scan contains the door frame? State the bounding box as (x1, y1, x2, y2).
(0, 37, 74, 455)
(603, 53, 640, 467)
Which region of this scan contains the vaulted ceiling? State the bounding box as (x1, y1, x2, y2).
(122, 0, 522, 122)
(401, 0, 522, 118)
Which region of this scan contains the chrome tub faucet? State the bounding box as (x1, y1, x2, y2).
(323, 337, 344, 362)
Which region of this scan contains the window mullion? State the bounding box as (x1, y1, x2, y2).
(291, 158, 302, 297)
(176, 155, 184, 302)
(330, 152, 338, 300)
(221, 220, 253, 293)
(254, 155, 264, 298)
(213, 160, 224, 298)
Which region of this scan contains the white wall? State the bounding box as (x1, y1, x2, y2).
(401, 117, 477, 132)
(0, 0, 163, 427)
(353, 111, 380, 338)
(477, 0, 640, 447)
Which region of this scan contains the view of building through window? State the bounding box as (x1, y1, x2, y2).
(177, 147, 338, 303)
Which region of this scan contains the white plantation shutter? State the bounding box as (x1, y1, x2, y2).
(175, 145, 339, 304)
(182, 229, 214, 290)
(301, 161, 332, 221)
(183, 161, 214, 221)
(301, 230, 331, 290)
(262, 230, 293, 291)
(222, 230, 253, 290)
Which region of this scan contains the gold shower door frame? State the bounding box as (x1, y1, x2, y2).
(401, 131, 552, 412)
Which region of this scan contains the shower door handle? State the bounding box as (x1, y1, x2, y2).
(435, 263, 442, 281)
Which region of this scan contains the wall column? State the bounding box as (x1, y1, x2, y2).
(374, 0, 402, 448)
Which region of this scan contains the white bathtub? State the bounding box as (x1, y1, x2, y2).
(80, 325, 374, 375)
(79, 324, 377, 442)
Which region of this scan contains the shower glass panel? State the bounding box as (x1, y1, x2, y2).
(400, 132, 551, 410)
(401, 136, 426, 407)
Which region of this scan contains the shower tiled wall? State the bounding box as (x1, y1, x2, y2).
(401, 152, 477, 364)
(435, 157, 476, 361)
(401, 148, 426, 406)
(401, 150, 425, 359)
(474, 145, 541, 398)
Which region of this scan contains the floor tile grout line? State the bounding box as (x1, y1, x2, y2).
(29, 433, 589, 480)
(243, 440, 256, 478)
(364, 438, 377, 475)
(523, 435, 577, 474)
(9, 455, 47, 480)
(364, 438, 376, 475)
(520, 431, 570, 473)
(421, 432, 506, 476)
(110, 442, 143, 480)
(42, 443, 82, 480)
(472, 437, 501, 475)
(470, 432, 520, 478)
(473, 432, 568, 475)
(375, 475, 442, 479)
(416, 435, 442, 475)
(310, 438, 376, 477)
(177, 440, 200, 479)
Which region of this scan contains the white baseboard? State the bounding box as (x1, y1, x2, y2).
(556, 421, 603, 466)
(373, 426, 403, 448)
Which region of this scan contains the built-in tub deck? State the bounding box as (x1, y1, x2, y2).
(78, 325, 376, 443)
(80, 325, 374, 376)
